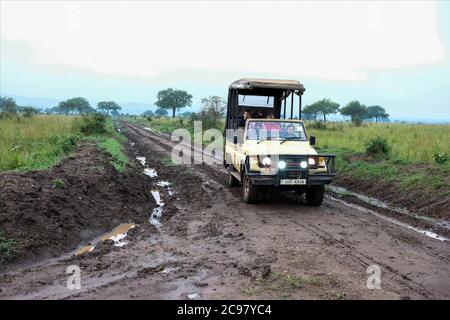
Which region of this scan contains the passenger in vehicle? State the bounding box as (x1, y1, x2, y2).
(256, 110, 265, 118)
(283, 124, 297, 138)
(263, 112, 281, 139)
(238, 110, 250, 127)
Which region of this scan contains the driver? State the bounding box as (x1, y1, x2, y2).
(284, 124, 297, 138)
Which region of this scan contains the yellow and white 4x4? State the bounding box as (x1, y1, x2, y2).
(223, 79, 335, 205)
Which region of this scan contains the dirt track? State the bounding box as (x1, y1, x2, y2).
(0, 122, 449, 299)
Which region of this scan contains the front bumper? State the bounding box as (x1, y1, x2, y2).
(249, 173, 334, 187)
(244, 154, 336, 187)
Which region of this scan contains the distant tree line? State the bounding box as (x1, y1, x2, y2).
(0, 96, 123, 117)
(303, 99, 389, 124)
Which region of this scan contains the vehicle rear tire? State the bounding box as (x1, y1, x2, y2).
(242, 174, 260, 204)
(228, 169, 239, 187)
(306, 185, 324, 206)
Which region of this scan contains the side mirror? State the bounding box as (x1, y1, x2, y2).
(233, 136, 238, 144)
(309, 135, 316, 145)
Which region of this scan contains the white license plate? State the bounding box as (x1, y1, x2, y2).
(280, 179, 307, 185)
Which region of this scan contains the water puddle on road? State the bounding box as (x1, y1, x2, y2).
(144, 168, 158, 177)
(328, 195, 448, 242)
(187, 293, 200, 300)
(74, 223, 135, 256)
(136, 156, 146, 166)
(150, 190, 165, 230)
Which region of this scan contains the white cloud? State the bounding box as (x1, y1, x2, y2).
(1, 1, 446, 81)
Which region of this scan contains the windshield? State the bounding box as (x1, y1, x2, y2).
(238, 95, 274, 108)
(246, 121, 307, 141)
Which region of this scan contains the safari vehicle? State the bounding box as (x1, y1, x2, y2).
(223, 78, 335, 205)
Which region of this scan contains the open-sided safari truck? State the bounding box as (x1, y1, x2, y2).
(223, 78, 335, 205)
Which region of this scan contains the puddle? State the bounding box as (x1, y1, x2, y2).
(328, 195, 448, 242)
(75, 245, 95, 256)
(160, 266, 178, 274)
(156, 181, 171, 187)
(144, 168, 158, 177)
(74, 223, 135, 256)
(150, 190, 165, 230)
(187, 293, 200, 300)
(136, 156, 146, 166)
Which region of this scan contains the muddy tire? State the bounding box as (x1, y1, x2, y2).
(242, 174, 260, 204)
(228, 169, 239, 187)
(306, 185, 324, 206)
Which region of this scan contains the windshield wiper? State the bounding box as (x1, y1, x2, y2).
(279, 137, 298, 144)
(257, 138, 270, 144)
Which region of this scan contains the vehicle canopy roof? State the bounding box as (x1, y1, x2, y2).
(229, 78, 305, 93)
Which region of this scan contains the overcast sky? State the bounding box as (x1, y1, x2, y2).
(1, 1, 449, 120)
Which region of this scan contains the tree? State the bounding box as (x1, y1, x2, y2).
(155, 88, 193, 118)
(0, 97, 18, 115)
(200, 96, 226, 127)
(340, 100, 368, 124)
(303, 99, 340, 122)
(57, 97, 92, 115)
(21, 106, 40, 117)
(155, 108, 168, 117)
(302, 104, 320, 120)
(97, 101, 121, 116)
(367, 105, 389, 122)
(142, 110, 154, 117)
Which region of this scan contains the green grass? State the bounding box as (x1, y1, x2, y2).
(0, 230, 19, 258)
(0, 115, 129, 173)
(0, 115, 80, 171)
(98, 137, 128, 172)
(306, 121, 450, 164)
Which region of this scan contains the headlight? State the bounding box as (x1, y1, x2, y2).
(300, 161, 308, 169)
(308, 158, 316, 166)
(278, 160, 286, 169)
(261, 157, 272, 166)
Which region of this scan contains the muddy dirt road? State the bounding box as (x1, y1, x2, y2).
(1, 122, 449, 299)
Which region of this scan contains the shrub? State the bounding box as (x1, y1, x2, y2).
(79, 113, 107, 135)
(365, 136, 390, 157)
(434, 152, 448, 164)
(310, 121, 327, 130)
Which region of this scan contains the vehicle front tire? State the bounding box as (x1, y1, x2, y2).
(242, 174, 260, 204)
(306, 185, 324, 206)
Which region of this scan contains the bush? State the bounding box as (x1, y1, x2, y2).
(365, 136, 390, 158)
(79, 113, 107, 135)
(310, 121, 327, 130)
(434, 152, 448, 164)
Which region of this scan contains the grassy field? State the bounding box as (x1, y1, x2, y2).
(0, 115, 80, 171)
(304, 121, 449, 196)
(306, 121, 450, 164)
(0, 115, 128, 173)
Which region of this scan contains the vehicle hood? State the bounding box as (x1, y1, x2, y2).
(244, 140, 317, 156)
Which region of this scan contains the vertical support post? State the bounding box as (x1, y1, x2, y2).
(298, 93, 302, 120)
(290, 91, 294, 119)
(283, 97, 286, 119)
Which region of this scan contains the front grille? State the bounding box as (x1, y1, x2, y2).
(287, 171, 306, 179)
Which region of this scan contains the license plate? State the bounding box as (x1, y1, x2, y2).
(280, 179, 307, 185)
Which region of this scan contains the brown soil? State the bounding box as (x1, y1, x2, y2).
(333, 173, 450, 221)
(0, 142, 155, 269)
